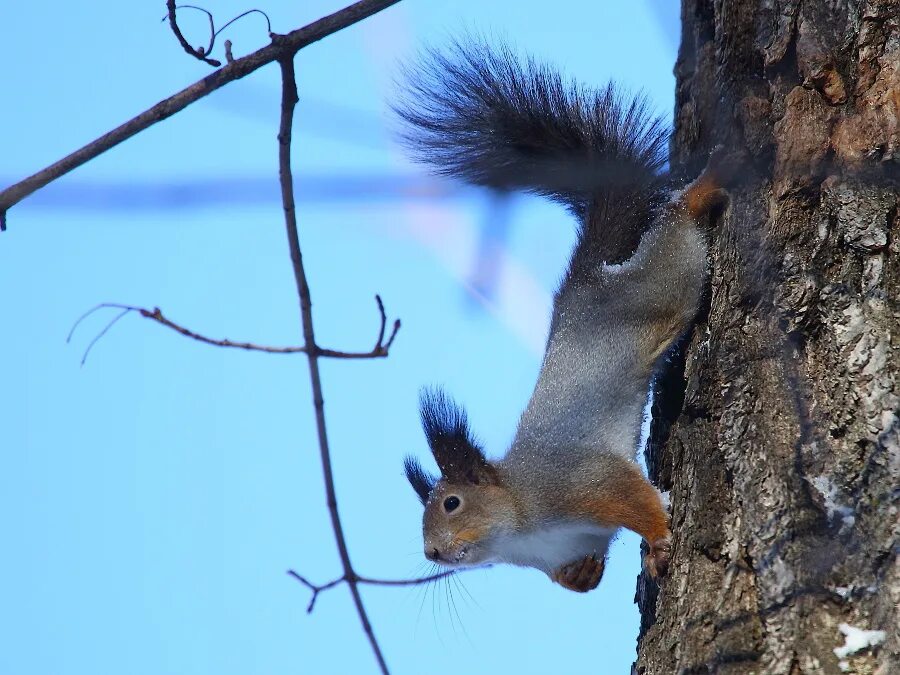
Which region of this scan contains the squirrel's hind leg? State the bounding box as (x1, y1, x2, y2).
(551, 554, 606, 593)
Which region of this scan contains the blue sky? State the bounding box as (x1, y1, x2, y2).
(0, 2, 678, 673)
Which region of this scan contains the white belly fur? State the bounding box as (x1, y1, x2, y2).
(490, 520, 617, 574)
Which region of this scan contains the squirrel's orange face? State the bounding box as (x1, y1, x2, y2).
(420, 479, 519, 567)
(405, 389, 519, 567)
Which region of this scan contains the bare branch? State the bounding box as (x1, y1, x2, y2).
(0, 0, 402, 231)
(287, 569, 458, 614)
(164, 5, 274, 67)
(16, 4, 413, 669)
(277, 56, 389, 673)
(66, 300, 400, 363)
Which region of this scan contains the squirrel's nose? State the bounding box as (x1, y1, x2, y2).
(425, 547, 442, 561)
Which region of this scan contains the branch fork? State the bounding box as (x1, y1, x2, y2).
(67, 298, 400, 365)
(287, 569, 456, 614)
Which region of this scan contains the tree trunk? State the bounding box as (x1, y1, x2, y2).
(636, 1, 899, 673)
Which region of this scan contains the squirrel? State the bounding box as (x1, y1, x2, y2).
(396, 40, 732, 593)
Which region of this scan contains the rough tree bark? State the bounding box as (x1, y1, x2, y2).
(636, 1, 899, 673)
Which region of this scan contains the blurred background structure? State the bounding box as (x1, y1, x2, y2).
(0, 1, 679, 673)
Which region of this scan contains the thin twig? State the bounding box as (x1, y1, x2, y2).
(277, 56, 390, 673)
(287, 569, 458, 613)
(214, 9, 273, 39)
(68, 307, 131, 366)
(66, 301, 399, 363)
(0, 0, 402, 231)
(288, 572, 346, 613)
(166, 1, 221, 67)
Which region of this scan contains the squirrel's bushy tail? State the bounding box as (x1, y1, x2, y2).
(394, 39, 669, 220)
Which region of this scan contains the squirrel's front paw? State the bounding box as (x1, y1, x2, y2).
(644, 534, 672, 579)
(551, 555, 606, 593)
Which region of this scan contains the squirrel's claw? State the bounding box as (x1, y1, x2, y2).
(552, 554, 606, 593)
(644, 534, 672, 579)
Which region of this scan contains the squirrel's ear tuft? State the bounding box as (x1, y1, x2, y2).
(419, 387, 499, 486)
(404, 455, 436, 505)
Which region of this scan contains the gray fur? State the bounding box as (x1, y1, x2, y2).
(502, 207, 708, 507)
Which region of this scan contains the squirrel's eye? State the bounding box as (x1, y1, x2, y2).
(443, 496, 461, 513)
